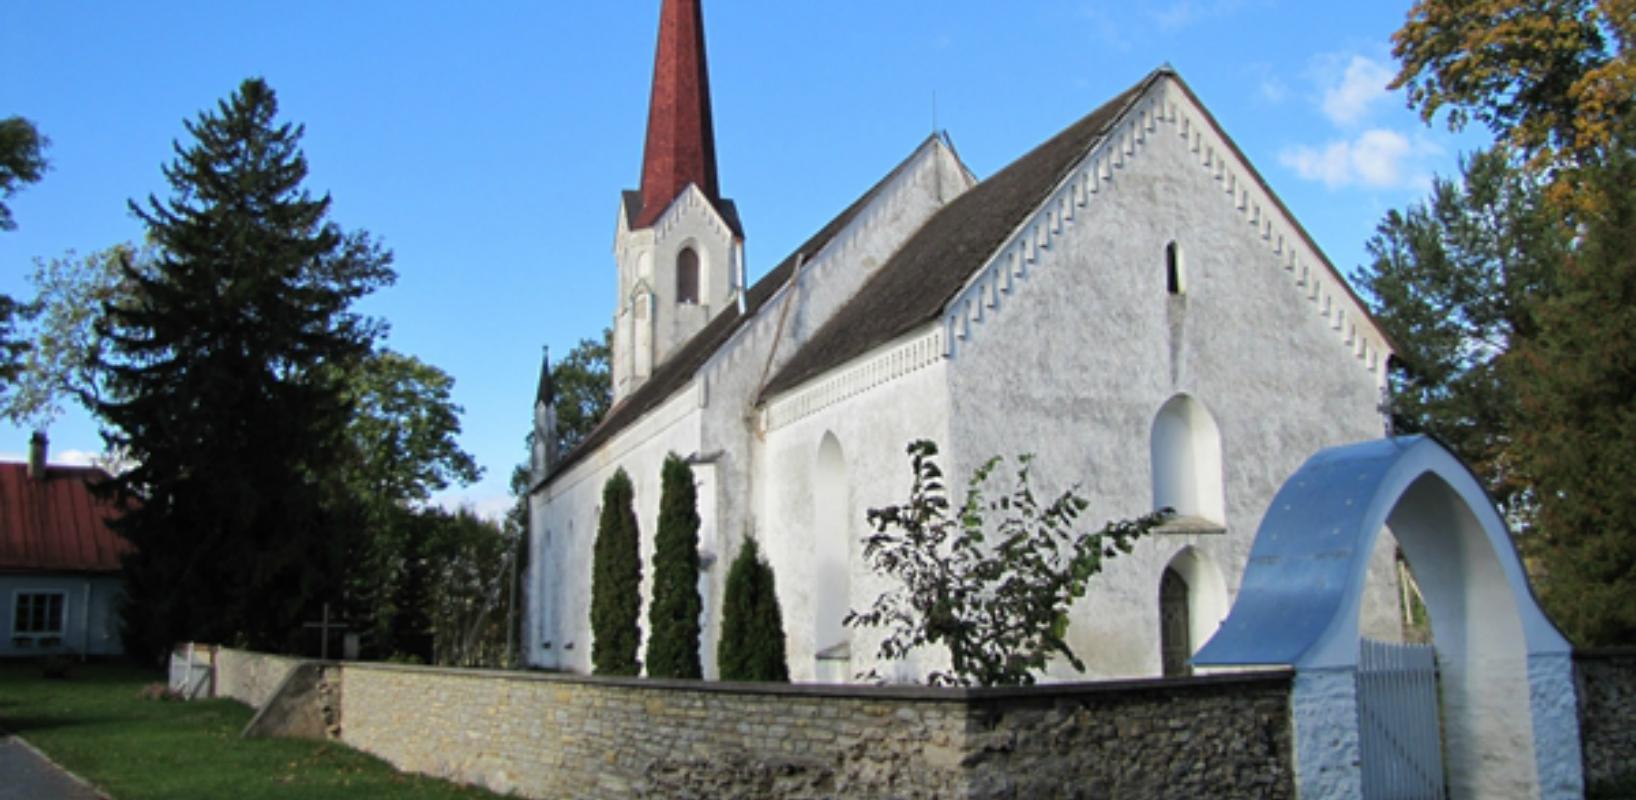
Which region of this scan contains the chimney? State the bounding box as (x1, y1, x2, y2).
(28, 431, 47, 480)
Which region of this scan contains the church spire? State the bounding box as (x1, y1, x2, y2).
(633, 0, 718, 229)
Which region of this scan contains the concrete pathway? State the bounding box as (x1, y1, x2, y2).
(0, 734, 107, 800)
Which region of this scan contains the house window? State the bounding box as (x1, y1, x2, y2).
(12, 591, 66, 647)
(677, 247, 700, 304)
(1165, 241, 1185, 295)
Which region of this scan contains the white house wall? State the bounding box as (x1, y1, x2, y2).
(940, 76, 1400, 680)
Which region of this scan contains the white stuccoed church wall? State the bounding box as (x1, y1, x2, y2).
(938, 76, 1402, 679)
(528, 138, 974, 677)
(759, 347, 952, 682)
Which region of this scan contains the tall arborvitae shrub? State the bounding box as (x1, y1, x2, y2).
(590, 468, 641, 675)
(717, 537, 789, 682)
(646, 454, 702, 678)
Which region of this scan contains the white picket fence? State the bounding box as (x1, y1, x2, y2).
(1357, 638, 1445, 799)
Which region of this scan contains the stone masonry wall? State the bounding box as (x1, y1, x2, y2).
(1577, 649, 1636, 789)
(336, 662, 1293, 800)
(213, 647, 302, 709)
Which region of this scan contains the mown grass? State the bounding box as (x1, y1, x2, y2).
(0, 659, 508, 799)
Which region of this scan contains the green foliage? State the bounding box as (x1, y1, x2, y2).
(0, 116, 50, 409)
(1513, 147, 1636, 645)
(1351, 147, 1569, 524)
(645, 454, 703, 679)
(591, 468, 642, 675)
(99, 78, 394, 662)
(0, 115, 48, 231)
(3, 244, 139, 429)
(551, 330, 611, 455)
(848, 440, 1168, 687)
(717, 537, 788, 682)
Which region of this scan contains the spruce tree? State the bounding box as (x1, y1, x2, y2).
(100, 79, 393, 661)
(590, 468, 641, 675)
(645, 454, 702, 678)
(1513, 143, 1636, 645)
(717, 537, 788, 682)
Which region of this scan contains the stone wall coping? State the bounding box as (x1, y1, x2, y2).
(1575, 647, 1636, 661)
(337, 658, 1291, 702)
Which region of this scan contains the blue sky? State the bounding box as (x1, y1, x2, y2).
(1, 1, 1486, 517)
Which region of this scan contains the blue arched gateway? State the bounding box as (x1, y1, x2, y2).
(1193, 436, 1581, 799)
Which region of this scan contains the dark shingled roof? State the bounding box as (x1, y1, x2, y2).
(760, 70, 1161, 399)
(0, 463, 130, 574)
(541, 135, 946, 487)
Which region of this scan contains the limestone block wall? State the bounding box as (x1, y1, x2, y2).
(213, 647, 302, 709)
(335, 662, 1293, 800)
(1577, 649, 1636, 789)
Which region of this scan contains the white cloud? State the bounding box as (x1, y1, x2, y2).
(1279, 129, 1439, 190)
(1319, 55, 1394, 127)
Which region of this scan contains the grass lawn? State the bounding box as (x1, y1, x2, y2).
(0, 659, 509, 800)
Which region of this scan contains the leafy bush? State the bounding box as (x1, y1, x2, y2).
(848, 440, 1169, 687)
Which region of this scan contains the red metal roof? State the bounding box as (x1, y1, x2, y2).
(0, 462, 130, 574)
(634, 0, 720, 229)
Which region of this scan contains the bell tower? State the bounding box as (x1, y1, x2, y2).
(612, 0, 745, 403)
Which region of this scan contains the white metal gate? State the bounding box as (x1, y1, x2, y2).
(1357, 638, 1445, 799)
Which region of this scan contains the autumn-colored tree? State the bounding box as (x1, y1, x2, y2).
(1392, 0, 1633, 170)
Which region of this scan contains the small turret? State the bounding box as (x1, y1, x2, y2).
(533, 347, 559, 480)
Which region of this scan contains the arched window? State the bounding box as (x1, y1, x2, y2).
(676, 247, 700, 304)
(1165, 241, 1184, 295)
(1150, 394, 1225, 523)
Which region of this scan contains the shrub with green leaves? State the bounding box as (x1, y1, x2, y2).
(717, 537, 789, 682)
(848, 439, 1169, 687)
(590, 468, 641, 675)
(646, 454, 703, 679)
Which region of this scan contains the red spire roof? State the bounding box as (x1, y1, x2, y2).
(634, 0, 720, 229)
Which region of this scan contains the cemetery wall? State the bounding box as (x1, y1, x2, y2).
(203, 647, 1294, 799)
(1576, 648, 1636, 790)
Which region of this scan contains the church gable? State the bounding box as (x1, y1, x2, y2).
(760, 68, 1392, 406)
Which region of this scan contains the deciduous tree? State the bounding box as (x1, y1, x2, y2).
(0, 116, 48, 231)
(551, 331, 611, 455)
(1391, 0, 1633, 168)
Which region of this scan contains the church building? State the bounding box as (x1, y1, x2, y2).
(526, 0, 1405, 682)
